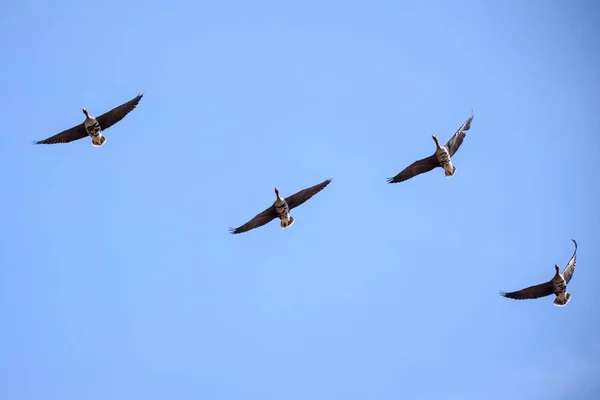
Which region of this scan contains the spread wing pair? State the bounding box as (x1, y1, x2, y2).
(229, 178, 332, 234)
(33, 93, 144, 145)
(499, 239, 578, 300)
(387, 112, 474, 184)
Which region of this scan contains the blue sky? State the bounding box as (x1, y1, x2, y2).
(1, 0, 599, 398)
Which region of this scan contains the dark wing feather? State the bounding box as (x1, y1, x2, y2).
(444, 111, 474, 157)
(562, 239, 578, 284)
(386, 154, 439, 184)
(33, 123, 88, 145)
(96, 93, 144, 131)
(285, 178, 332, 210)
(229, 205, 277, 234)
(499, 280, 555, 301)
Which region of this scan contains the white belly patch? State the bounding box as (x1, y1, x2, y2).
(443, 160, 454, 174)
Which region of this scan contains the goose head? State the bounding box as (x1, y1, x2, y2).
(274, 187, 281, 199)
(554, 264, 560, 274)
(82, 108, 89, 117)
(431, 134, 441, 149)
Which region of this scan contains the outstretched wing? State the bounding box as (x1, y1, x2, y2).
(229, 205, 278, 234)
(96, 93, 144, 131)
(386, 154, 439, 184)
(445, 111, 474, 157)
(285, 178, 332, 210)
(562, 239, 578, 284)
(33, 123, 88, 145)
(499, 280, 555, 301)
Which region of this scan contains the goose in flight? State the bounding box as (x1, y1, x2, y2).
(500, 239, 578, 307)
(33, 93, 144, 147)
(229, 178, 332, 234)
(387, 112, 474, 184)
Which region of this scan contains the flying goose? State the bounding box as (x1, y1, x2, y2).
(387, 112, 474, 184)
(33, 93, 144, 147)
(229, 178, 333, 234)
(500, 239, 578, 307)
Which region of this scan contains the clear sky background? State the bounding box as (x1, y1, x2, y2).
(1, 0, 599, 399)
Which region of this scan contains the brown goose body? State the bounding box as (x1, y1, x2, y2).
(33, 93, 144, 147)
(387, 112, 474, 184)
(229, 178, 332, 234)
(500, 239, 578, 307)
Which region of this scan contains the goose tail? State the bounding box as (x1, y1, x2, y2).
(91, 135, 106, 147)
(280, 216, 295, 229)
(445, 165, 456, 177)
(553, 292, 571, 307)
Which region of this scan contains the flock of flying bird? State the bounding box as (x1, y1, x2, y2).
(32, 93, 580, 308)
